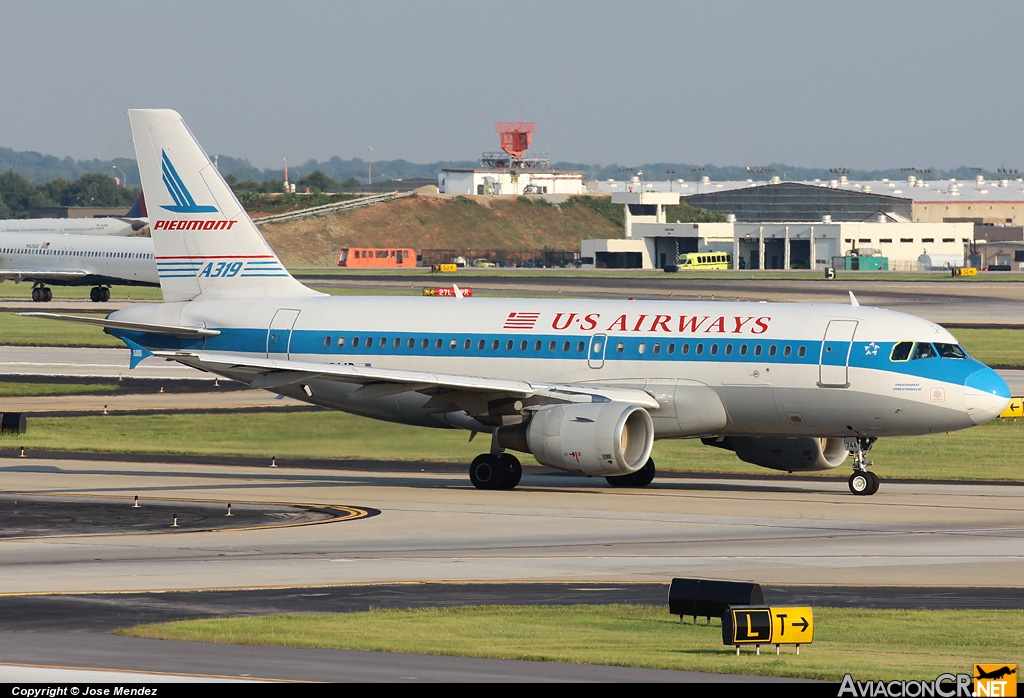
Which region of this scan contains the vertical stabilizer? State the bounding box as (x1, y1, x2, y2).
(128, 109, 318, 302)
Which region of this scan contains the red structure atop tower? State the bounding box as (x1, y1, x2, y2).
(494, 122, 536, 158)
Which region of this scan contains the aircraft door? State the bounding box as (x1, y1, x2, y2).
(267, 308, 301, 360)
(818, 320, 858, 388)
(588, 333, 608, 369)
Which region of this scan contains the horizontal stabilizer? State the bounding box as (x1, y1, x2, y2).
(20, 312, 220, 338)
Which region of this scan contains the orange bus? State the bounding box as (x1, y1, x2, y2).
(337, 247, 416, 268)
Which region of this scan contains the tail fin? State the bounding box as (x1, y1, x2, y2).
(128, 109, 317, 302)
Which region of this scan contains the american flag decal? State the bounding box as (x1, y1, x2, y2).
(503, 312, 541, 329)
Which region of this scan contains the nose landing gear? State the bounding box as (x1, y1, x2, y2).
(846, 436, 879, 495)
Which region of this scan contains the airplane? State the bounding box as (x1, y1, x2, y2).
(1, 231, 158, 301)
(0, 193, 149, 237)
(976, 666, 1016, 681)
(26, 109, 1013, 494)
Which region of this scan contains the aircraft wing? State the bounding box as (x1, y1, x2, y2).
(21, 312, 220, 338)
(152, 349, 661, 409)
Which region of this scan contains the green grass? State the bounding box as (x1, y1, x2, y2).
(955, 328, 1024, 368)
(0, 381, 115, 397)
(4, 410, 1022, 481)
(118, 605, 1024, 681)
(0, 312, 125, 347)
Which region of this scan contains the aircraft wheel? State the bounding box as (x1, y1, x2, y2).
(31, 288, 42, 302)
(99, 287, 110, 302)
(849, 471, 875, 496)
(44, 288, 52, 302)
(605, 458, 656, 488)
(90, 287, 99, 302)
(469, 454, 510, 490)
(499, 453, 522, 490)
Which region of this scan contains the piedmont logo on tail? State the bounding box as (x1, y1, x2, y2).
(24, 109, 1012, 493)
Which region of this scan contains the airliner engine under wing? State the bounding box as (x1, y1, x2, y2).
(1, 231, 158, 301)
(28, 109, 1011, 494)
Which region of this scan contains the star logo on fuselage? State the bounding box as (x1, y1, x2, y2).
(865, 342, 880, 356)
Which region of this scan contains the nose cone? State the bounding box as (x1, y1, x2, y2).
(964, 368, 1011, 425)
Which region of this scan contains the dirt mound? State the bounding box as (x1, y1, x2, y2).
(258, 195, 623, 266)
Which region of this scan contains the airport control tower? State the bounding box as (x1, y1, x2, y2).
(480, 122, 550, 169)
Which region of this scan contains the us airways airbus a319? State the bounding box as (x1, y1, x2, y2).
(28, 110, 1011, 495)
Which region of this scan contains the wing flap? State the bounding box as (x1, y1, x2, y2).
(21, 312, 221, 338)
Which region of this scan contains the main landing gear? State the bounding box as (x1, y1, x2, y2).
(89, 286, 111, 302)
(846, 436, 879, 496)
(31, 285, 52, 302)
(469, 452, 522, 490)
(605, 457, 656, 488)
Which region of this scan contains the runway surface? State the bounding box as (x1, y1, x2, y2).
(1, 457, 1022, 681)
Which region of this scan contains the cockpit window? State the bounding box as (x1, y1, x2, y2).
(912, 342, 937, 360)
(935, 343, 967, 359)
(890, 341, 913, 361)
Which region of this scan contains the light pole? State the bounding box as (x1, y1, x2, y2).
(112, 165, 127, 188)
(368, 147, 373, 186)
(666, 169, 676, 192)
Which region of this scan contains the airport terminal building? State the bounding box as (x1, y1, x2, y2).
(581, 188, 973, 270)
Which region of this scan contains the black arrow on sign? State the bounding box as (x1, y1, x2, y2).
(794, 617, 810, 632)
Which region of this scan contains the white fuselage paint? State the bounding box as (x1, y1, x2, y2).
(0, 232, 158, 287)
(111, 295, 1009, 439)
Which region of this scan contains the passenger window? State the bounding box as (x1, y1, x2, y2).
(798, 346, 806, 358)
(890, 342, 913, 361)
(464, 339, 472, 350)
(408, 338, 415, 349)
(695, 343, 704, 355)
(577, 341, 585, 352)
(710, 344, 718, 356)
(725, 344, 733, 356)
(768, 345, 777, 357)
(667, 342, 675, 354)
(616, 342, 624, 354)
(435, 338, 443, 350)
(784, 346, 791, 357)
(492, 339, 499, 350)
(421, 338, 429, 349)
(379, 337, 387, 348)
(506, 340, 514, 351)
(548, 341, 556, 352)
(653, 343, 661, 354)
(393, 337, 401, 348)
(365, 336, 372, 347)
(754, 345, 762, 357)
(638, 343, 646, 354)
(740, 344, 748, 356)
(478, 339, 485, 350)
(324, 336, 331, 348)
(682, 343, 690, 355)
(450, 339, 457, 350)
(563, 341, 570, 352)
(352, 337, 360, 348)
(520, 340, 528, 351)
(534, 340, 542, 351)
(912, 343, 937, 360)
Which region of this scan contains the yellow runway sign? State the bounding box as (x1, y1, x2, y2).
(1000, 398, 1024, 419)
(723, 606, 814, 653)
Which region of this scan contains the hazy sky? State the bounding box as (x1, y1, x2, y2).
(2, 1, 1022, 170)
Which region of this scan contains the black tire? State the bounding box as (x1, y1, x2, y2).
(865, 471, 880, 495)
(90, 287, 100, 302)
(469, 454, 509, 490)
(849, 472, 872, 495)
(31, 288, 42, 302)
(499, 453, 522, 490)
(605, 458, 655, 488)
(100, 287, 110, 302)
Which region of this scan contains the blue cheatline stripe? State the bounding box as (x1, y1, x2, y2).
(158, 328, 983, 387)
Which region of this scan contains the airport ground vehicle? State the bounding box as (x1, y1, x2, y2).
(678, 252, 732, 270)
(337, 248, 415, 268)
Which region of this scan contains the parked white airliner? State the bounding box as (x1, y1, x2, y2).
(1, 231, 158, 301)
(28, 110, 1012, 494)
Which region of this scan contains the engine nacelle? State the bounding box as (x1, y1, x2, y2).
(497, 402, 654, 476)
(702, 436, 849, 472)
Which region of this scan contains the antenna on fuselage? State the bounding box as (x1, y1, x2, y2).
(849, 291, 860, 307)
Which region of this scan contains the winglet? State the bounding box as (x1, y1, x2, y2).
(452, 283, 464, 299)
(849, 291, 860, 308)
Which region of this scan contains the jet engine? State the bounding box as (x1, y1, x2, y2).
(702, 436, 849, 472)
(496, 402, 654, 476)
